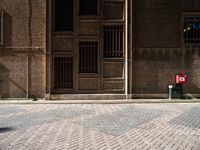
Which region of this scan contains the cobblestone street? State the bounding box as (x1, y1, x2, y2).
(0, 103, 200, 150)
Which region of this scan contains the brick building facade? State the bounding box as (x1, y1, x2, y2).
(0, 0, 200, 99)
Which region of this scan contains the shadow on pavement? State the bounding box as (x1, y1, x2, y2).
(0, 127, 14, 133)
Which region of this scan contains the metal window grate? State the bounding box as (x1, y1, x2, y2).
(54, 57, 73, 89)
(184, 16, 200, 48)
(103, 25, 123, 57)
(79, 41, 98, 73)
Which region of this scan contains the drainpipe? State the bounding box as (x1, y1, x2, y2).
(48, 0, 53, 100)
(125, 0, 128, 99)
(128, 0, 133, 99)
(27, 51, 29, 99)
(27, 0, 32, 99)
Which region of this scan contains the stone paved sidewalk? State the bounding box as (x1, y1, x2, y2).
(0, 103, 200, 150)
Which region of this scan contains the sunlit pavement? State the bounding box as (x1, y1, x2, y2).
(0, 103, 200, 150)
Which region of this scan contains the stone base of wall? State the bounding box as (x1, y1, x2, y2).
(132, 94, 168, 99)
(48, 93, 200, 100)
(49, 94, 127, 100)
(132, 94, 200, 99)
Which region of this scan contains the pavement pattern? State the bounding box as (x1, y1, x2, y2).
(0, 103, 200, 150)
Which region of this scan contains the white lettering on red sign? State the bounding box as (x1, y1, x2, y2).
(179, 77, 185, 82)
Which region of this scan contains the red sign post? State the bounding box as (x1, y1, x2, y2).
(175, 74, 187, 84)
(173, 74, 188, 99)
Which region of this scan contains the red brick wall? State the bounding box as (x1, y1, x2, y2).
(0, 0, 199, 98)
(132, 0, 200, 96)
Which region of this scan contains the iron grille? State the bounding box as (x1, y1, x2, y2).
(54, 57, 73, 89)
(103, 25, 124, 57)
(79, 41, 98, 73)
(184, 16, 200, 48)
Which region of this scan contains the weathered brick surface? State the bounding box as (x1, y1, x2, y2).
(0, 0, 200, 98)
(1, 104, 200, 150)
(0, 0, 46, 98)
(132, 48, 200, 94)
(132, 0, 200, 95)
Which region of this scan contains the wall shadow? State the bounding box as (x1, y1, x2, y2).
(0, 63, 9, 97)
(0, 62, 27, 98)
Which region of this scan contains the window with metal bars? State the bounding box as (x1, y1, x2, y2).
(103, 25, 124, 57)
(79, 0, 98, 15)
(183, 16, 200, 48)
(54, 0, 73, 31)
(79, 41, 98, 73)
(54, 57, 73, 89)
(0, 9, 4, 45)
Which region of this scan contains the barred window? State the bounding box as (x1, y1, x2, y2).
(54, 0, 73, 31)
(103, 25, 124, 57)
(79, 41, 98, 73)
(79, 0, 98, 15)
(0, 9, 4, 45)
(54, 57, 73, 89)
(184, 16, 200, 48)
